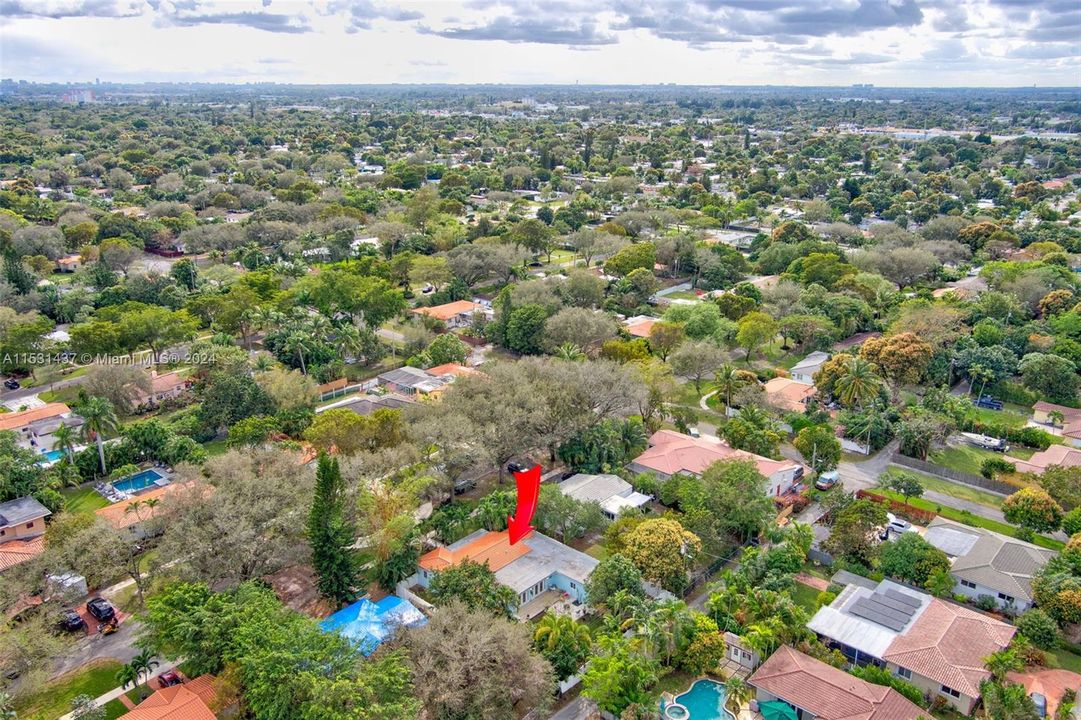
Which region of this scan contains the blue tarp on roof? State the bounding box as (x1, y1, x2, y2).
(320, 595, 427, 656)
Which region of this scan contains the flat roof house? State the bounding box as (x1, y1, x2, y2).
(558, 473, 651, 520)
(416, 529, 598, 621)
(412, 300, 489, 329)
(377, 366, 447, 396)
(790, 351, 830, 386)
(628, 429, 803, 498)
(748, 645, 926, 720)
(923, 516, 1055, 612)
(807, 578, 1014, 715)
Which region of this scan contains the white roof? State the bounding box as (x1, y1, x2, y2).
(602, 492, 652, 516)
(806, 580, 931, 659)
(559, 473, 631, 503)
(791, 351, 830, 374)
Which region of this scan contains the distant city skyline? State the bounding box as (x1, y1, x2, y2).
(1, 0, 1078, 87)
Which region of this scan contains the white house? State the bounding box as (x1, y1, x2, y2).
(790, 351, 830, 385)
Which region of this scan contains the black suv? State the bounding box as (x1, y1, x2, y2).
(3, 379, 19, 390)
(86, 597, 116, 622)
(58, 609, 86, 632)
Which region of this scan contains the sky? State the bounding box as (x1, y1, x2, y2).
(0, 0, 1078, 87)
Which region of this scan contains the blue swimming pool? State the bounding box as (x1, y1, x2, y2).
(112, 469, 166, 494)
(664, 679, 735, 720)
(38, 449, 65, 464)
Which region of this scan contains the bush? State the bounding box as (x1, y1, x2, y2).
(1064, 508, 1081, 536)
(975, 594, 999, 612)
(981, 457, 1016, 479)
(1017, 608, 1061, 649)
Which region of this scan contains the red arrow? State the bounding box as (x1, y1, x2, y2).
(507, 463, 541, 545)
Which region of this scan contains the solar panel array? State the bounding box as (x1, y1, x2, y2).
(849, 589, 920, 631)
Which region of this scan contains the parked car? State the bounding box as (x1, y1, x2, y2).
(975, 395, 1004, 411)
(452, 477, 476, 495)
(158, 670, 183, 687)
(687, 427, 701, 438)
(86, 597, 115, 622)
(58, 609, 86, 632)
(880, 513, 916, 540)
(3, 378, 19, 390)
(814, 470, 839, 490)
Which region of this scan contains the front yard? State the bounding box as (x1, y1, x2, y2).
(14, 659, 123, 720)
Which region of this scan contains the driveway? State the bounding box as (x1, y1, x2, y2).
(548, 696, 597, 720)
(50, 617, 144, 678)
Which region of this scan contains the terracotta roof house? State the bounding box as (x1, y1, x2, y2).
(628, 429, 803, 498)
(748, 645, 926, 720)
(1030, 401, 1081, 447)
(1005, 443, 1081, 475)
(132, 370, 191, 408)
(119, 674, 217, 720)
(56, 254, 82, 272)
(807, 579, 1015, 714)
(412, 300, 489, 328)
(427, 363, 484, 379)
(96, 483, 182, 535)
(622, 315, 657, 338)
(0, 534, 45, 573)
(763, 377, 817, 414)
(416, 529, 598, 620)
(923, 517, 1055, 612)
(0, 403, 82, 446)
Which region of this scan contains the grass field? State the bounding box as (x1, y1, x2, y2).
(15, 659, 124, 720)
(1048, 646, 1081, 674)
(927, 444, 1005, 477)
(965, 404, 1031, 429)
(791, 581, 823, 613)
(880, 468, 1004, 508)
(61, 485, 110, 513)
(201, 438, 229, 456)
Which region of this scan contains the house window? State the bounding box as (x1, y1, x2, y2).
(940, 685, 961, 698)
(895, 667, 912, 680)
(25, 522, 34, 529)
(960, 579, 977, 589)
(998, 593, 1015, 603)
(570, 581, 576, 589)
(0, 529, 5, 536)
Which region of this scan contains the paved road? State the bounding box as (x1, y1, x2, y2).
(548, 696, 596, 720)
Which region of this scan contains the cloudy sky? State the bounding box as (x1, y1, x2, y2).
(1, 0, 1078, 86)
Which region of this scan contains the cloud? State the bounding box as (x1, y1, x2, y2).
(327, 0, 423, 32)
(1008, 42, 1081, 60)
(791, 50, 895, 66)
(159, 9, 312, 33)
(421, 15, 617, 45)
(0, 0, 144, 18)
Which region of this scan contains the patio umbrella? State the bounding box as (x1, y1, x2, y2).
(758, 700, 798, 720)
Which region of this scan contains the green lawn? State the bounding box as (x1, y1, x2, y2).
(928, 444, 1003, 476)
(881, 468, 1004, 508)
(61, 485, 110, 514)
(585, 543, 609, 561)
(965, 404, 1030, 429)
(15, 659, 124, 720)
(875, 487, 1063, 550)
(666, 291, 703, 302)
(103, 699, 128, 719)
(791, 581, 823, 613)
(1047, 646, 1081, 674)
(201, 438, 229, 456)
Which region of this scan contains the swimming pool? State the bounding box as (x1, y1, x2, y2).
(112, 469, 167, 494)
(664, 679, 735, 720)
(38, 449, 65, 464)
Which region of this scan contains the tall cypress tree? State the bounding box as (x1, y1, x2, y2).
(308, 453, 358, 606)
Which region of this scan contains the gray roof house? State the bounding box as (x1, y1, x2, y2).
(923, 517, 1056, 612)
(790, 351, 830, 385)
(0, 496, 51, 540)
(557, 473, 652, 520)
(377, 366, 447, 395)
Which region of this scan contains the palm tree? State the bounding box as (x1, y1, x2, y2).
(116, 663, 140, 692)
(554, 342, 586, 361)
(282, 331, 312, 375)
(534, 612, 591, 658)
(725, 676, 753, 715)
(834, 356, 882, 408)
(714, 363, 742, 408)
(52, 423, 77, 464)
(76, 396, 118, 476)
(1049, 410, 1066, 428)
(984, 649, 1022, 682)
(131, 650, 159, 688)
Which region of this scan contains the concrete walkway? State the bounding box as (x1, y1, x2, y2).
(56, 662, 178, 720)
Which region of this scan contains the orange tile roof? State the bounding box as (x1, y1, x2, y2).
(119, 675, 217, 720)
(882, 599, 1015, 698)
(1007, 444, 1081, 474)
(96, 483, 183, 529)
(0, 403, 71, 432)
(750, 646, 925, 720)
(412, 300, 482, 322)
(0, 535, 45, 572)
(149, 371, 186, 394)
(764, 377, 817, 413)
(633, 429, 798, 479)
(624, 317, 656, 338)
(418, 530, 531, 573)
(427, 363, 483, 378)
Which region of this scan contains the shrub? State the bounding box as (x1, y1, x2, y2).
(1064, 508, 1081, 537)
(975, 594, 999, 611)
(981, 457, 1016, 479)
(1017, 608, 1061, 649)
